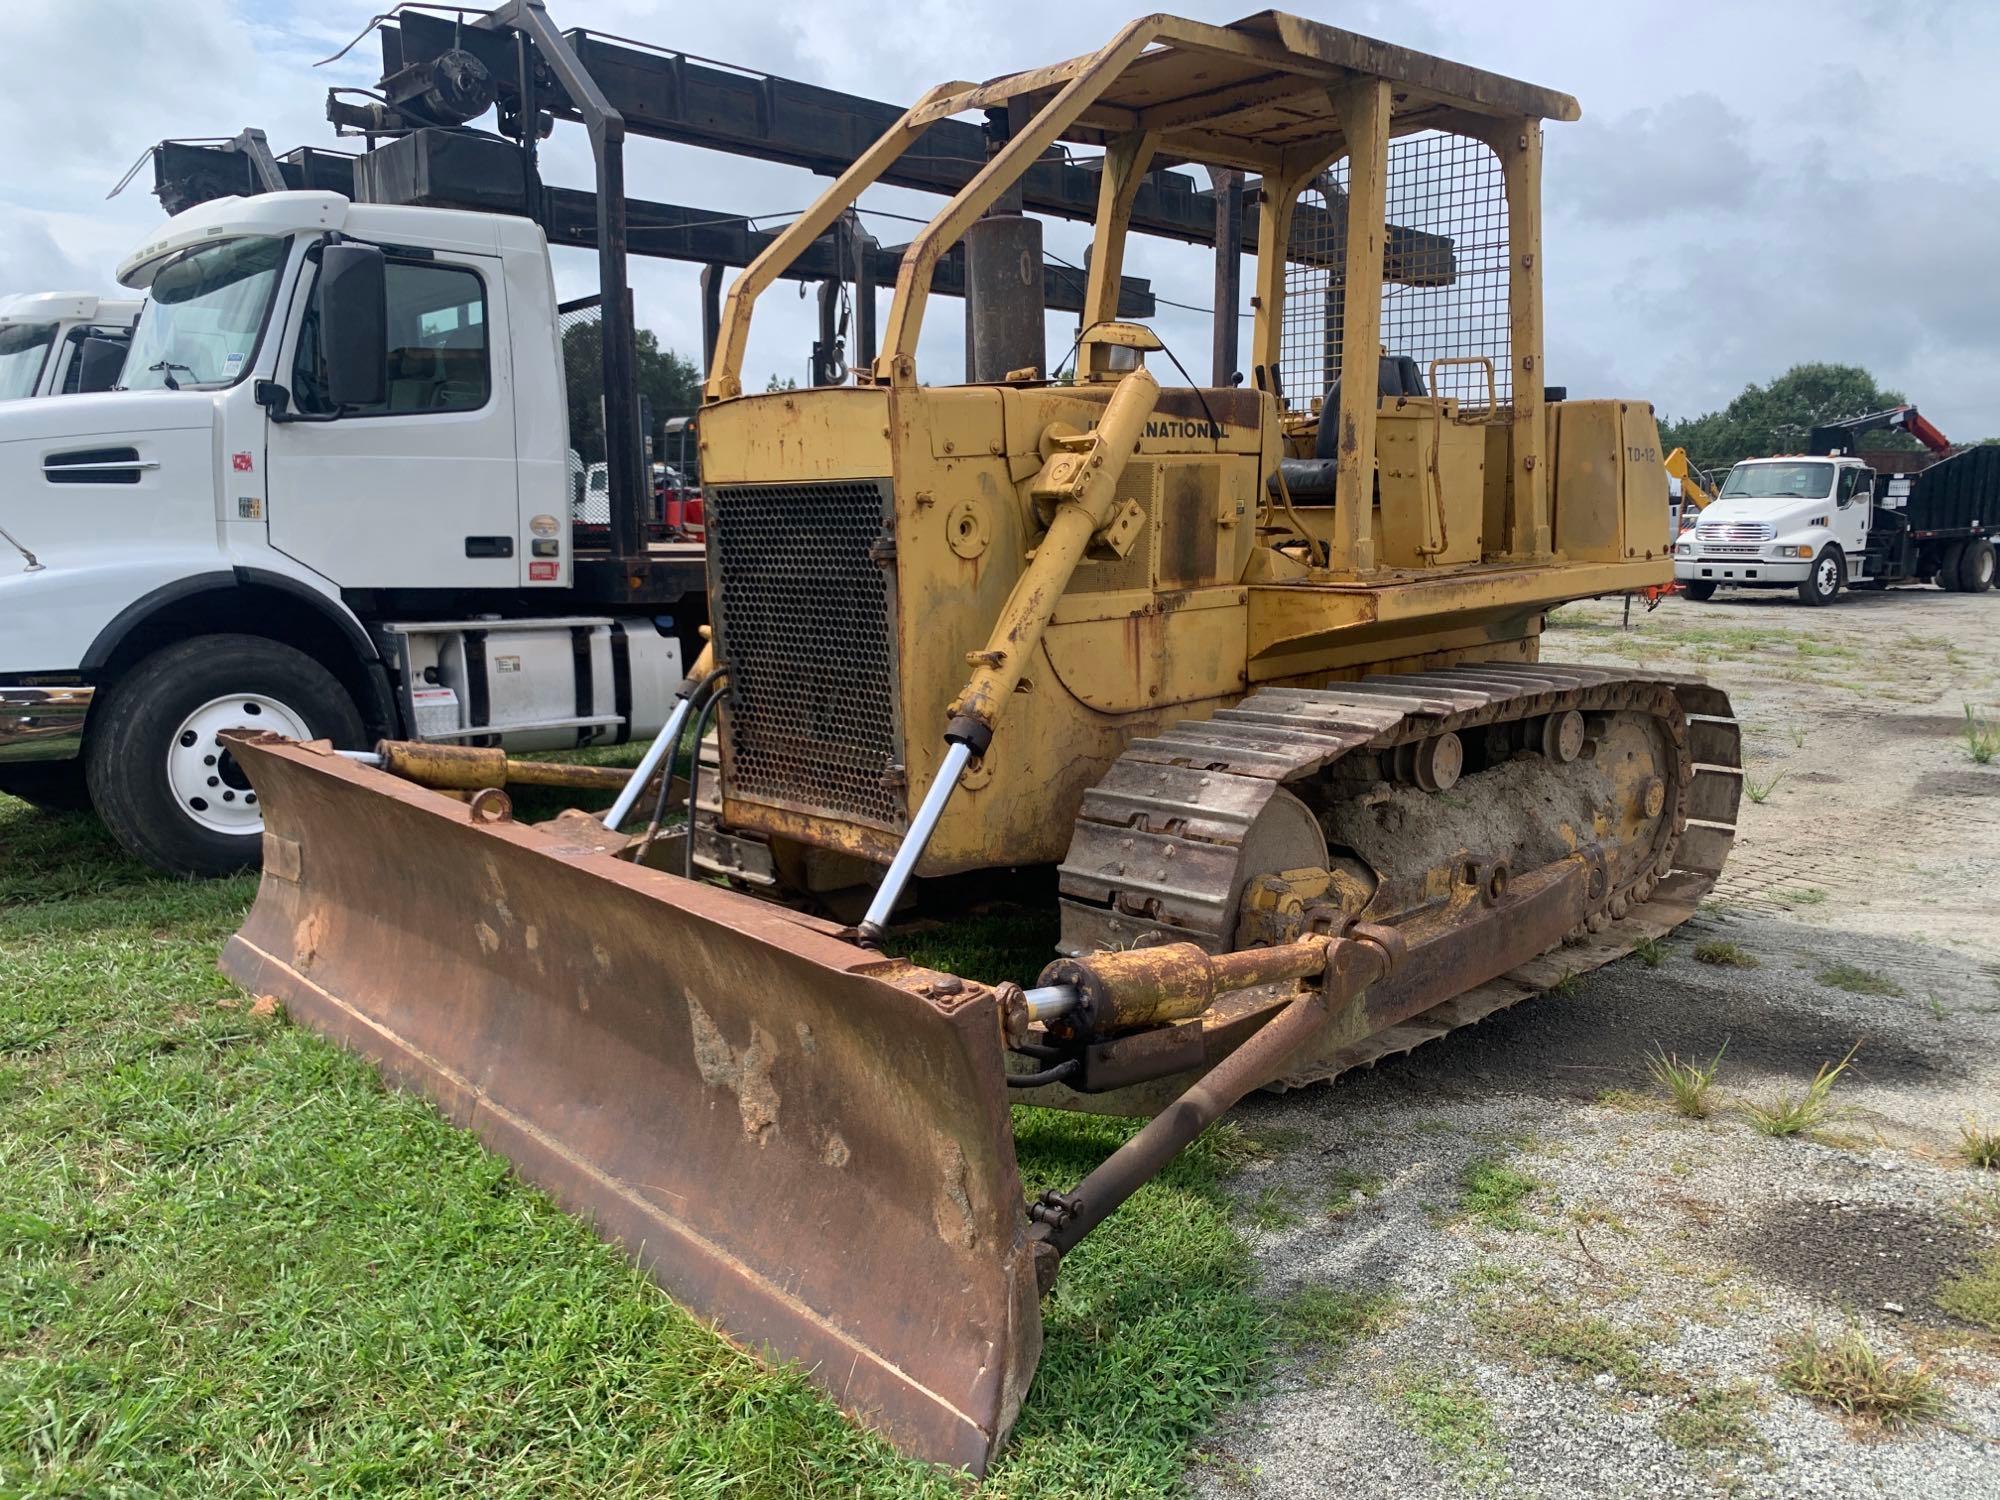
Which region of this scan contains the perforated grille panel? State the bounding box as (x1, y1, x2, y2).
(706, 479, 905, 830)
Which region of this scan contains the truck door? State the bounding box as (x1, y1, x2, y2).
(265, 248, 521, 589)
(1834, 465, 1871, 574)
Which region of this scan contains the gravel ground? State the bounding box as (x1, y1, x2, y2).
(1190, 586, 2000, 1499)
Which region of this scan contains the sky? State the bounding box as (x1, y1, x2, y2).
(4, 0, 1997, 436)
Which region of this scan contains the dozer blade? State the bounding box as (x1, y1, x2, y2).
(219, 736, 1041, 1475)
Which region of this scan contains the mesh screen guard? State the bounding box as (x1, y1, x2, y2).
(1279, 130, 1511, 415)
(705, 479, 907, 832)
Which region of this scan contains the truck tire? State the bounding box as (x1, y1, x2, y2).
(1682, 580, 1718, 601)
(1797, 548, 1844, 607)
(1937, 541, 1965, 591)
(1956, 537, 1995, 593)
(0, 759, 94, 812)
(85, 633, 365, 877)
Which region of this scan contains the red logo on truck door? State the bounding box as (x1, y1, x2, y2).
(231, 452, 255, 472)
(529, 561, 558, 581)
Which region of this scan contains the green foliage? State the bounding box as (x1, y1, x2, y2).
(1937, 1246, 2000, 1332)
(1646, 1042, 1726, 1119)
(560, 318, 701, 463)
(1659, 363, 1911, 472)
(1776, 1326, 1947, 1428)
(0, 795, 1270, 1498)
(1457, 1155, 1541, 1231)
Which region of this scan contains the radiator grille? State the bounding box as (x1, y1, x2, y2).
(1696, 520, 1776, 543)
(706, 479, 904, 829)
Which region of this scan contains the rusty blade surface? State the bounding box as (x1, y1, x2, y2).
(219, 736, 1041, 1475)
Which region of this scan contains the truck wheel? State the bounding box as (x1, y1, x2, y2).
(1956, 538, 1995, 593)
(1682, 580, 1718, 601)
(0, 759, 94, 812)
(85, 634, 365, 877)
(1937, 541, 1965, 591)
(1797, 548, 1844, 606)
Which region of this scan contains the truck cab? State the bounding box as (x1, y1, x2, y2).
(0, 292, 142, 400)
(1673, 455, 1871, 605)
(1, 191, 694, 874)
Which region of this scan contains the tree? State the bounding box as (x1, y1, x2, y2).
(559, 317, 701, 463)
(1658, 363, 1912, 471)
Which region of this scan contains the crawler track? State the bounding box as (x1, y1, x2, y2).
(1056, 663, 1741, 1088)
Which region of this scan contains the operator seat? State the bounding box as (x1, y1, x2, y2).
(1271, 355, 1426, 501)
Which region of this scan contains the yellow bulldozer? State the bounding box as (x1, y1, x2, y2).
(221, 12, 1741, 1474)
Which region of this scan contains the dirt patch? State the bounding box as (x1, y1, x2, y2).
(1868, 713, 1974, 739)
(1730, 1198, 1987, 1328)
(1914, 769, 2000, 799)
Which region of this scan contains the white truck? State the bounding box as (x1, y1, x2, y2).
(1674, 447, 2000, 605)
(0, 191, 704, 873)
(0, 292, 142, 400)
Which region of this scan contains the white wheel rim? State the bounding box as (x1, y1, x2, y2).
(1818, 558, 1839, 593)
(165, 693, 313, 835)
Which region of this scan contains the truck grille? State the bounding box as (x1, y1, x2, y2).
(1696, 520, 1775, 543)
(706, 479, 905, 830)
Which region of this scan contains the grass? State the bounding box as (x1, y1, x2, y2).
(1937, 1247, 2000, 1333)
(1743, 771, 1785, 804)
(1325, 1168, 1386, 1219)
(1743, 1044, 1861, 1138)
(1387, 1366, 1502, 1488)
(1630, 936, 1666, 968)
(1657, 1381, 1766, 1458)
(1478, 1301, 1658, 1392)
(1646, 1042, 1726, 1119)
(1815, 962, 1904, 998)
(1776, 1326, 1948, 1429)
(1456, 1154, 1542, 1232)
(1960, 1119, 2000, 1171)
(1275, 1287, 1398, 1375)
(1778, 886, 1828, 906)
(1243, 1185, 1304, 1231)
(1964, 705, 2000, 765)
(0, 797, 1270, 1497)
(1693, 939, 1758, 969)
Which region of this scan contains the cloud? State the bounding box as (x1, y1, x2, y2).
(3, 0, 1997, 433)
(1555, 95, 1764, 223)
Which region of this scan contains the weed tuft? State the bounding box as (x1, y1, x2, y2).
(1480, 1300, 1658, 1391)
(1277, 1286, 1398, 1371)
(1778, 887, 1828, 906)
(1694, 939, 1758, 969)
(1646, 1042, 1726, 1119)
(1657, 1380, 1767, 1457)
(1776, 1325, 1947, 1428)
(1744, 1043, 1860, 1138)
(1457, 1154, 1541, 1231)
(1744, 771, 1785, 804)
(1631, 936, 1666, 968)
(1389, 1366, 1503, 1486)
(1938, 1246, 2000, 1333)
(1325, 1168, 1386, 1219)
(1243, 1184, 1303, 1231)
(1964, 705, 2000, 765)
(1960, 1119, 2000, 1171)
(1816, 962, 1903, 998)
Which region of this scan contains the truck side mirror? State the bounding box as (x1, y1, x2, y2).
(319, 243, 387, 409)
(75, 335, 128, 393)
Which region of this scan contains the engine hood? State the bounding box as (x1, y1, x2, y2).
(1695, 495, 1828, 531)
(0, 387, 216, 445)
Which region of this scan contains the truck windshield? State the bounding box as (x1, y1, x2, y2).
(123, 235, 288, 390)
(0, 322, 57, 400)
(1719, 461, 1834, 500)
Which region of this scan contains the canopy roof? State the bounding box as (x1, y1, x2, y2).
(911, 11, 1580, 170)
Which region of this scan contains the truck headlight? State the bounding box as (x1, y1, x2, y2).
(1774, 544, 1812, 558)
(1674, 543, 1692, 558)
